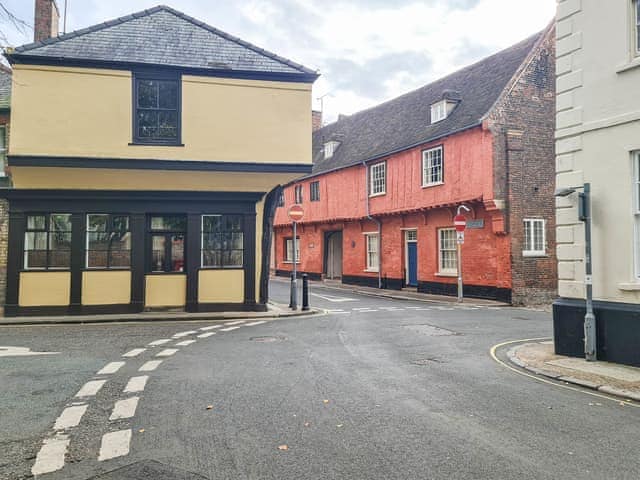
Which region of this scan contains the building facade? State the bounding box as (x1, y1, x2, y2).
(554, 0, 640, 365)
(2, 4, 317, 316)
(274, 26, 556, 305)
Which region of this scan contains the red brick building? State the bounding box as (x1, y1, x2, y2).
(274, 26, 556, 305)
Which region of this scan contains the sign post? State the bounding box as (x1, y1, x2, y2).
(288, 205, 304, 310)
(454, 208, 469, 303)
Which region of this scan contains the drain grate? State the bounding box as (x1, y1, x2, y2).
(250, 335, 286, 343)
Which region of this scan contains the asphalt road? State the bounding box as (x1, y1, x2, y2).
(1, 279, 639, 479)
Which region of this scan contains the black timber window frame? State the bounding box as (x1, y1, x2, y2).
(86, 214, 132, 269)
(310, 181, 320, 202)
(201, 215, 244, 269)
(132, 70, 183, 146)
(147, 215, 187, 273)
(23, 213, 72, 270)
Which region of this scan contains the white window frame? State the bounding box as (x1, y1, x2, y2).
(634, 152, 640, 278)
(365, 233, 379, 272)
(431, 100, 447, 123)
(635, 0, 640, 56)
(284, 237, 300, 264)
(0, 126, 6, 177)
(438, 228, 457, 274)
(523, 218, 546, 257)
(422, 146, 444, 187)
(324, 141, 340, 159)
(369, 161, 386, 197)
(310, 181, 320, 202)
(294, 185, 303, 204)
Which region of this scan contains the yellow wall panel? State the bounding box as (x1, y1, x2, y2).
(198, 270, 244, 303)
(82, 271, 131, 305)
(145, 274, 186, 308)
(19, 272, 71, 306)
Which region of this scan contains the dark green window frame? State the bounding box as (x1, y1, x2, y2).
(201, 214, 244, 269)
(132, 71, 182, 146)
(23, 213, 72, 270)
(86, 214, 131, 269)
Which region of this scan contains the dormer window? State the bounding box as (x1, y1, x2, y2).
(324, 141, 341, 159)
(430, 100, 448, 123)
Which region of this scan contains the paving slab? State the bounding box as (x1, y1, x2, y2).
(546, 358, 640, 382)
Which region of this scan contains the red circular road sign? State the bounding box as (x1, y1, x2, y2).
(288, 204, 304, 222)
(454, 214, 466, 232)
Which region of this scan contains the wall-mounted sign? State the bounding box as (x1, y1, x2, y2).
(466, 219, 484, 229)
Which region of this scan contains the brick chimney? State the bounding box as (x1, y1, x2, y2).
(34, 0, 60, 42)
(312, 110, 322, 132)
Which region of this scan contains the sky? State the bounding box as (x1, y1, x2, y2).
(0, 0, 556, 123)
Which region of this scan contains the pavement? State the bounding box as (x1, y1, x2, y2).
(3, 280, 640, 480)
(506, 340, 640, 402)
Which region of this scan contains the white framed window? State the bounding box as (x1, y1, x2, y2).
(324, 141, 340, 159)
(294, 185, 303, 204)
(523, 219, 546, 256)
(285, 237, 300, 263)
(365, 233, 379, 271)
(635, 0, 640, 55)
(431, 100, 447, 123)
(0, 126, 6, 177)
(369, 162, 386, 196)
(438, 228, 457, 273)
(422, 146, 444, 186)
(634, 152, 640, 278)
(310, 181, 320, 202)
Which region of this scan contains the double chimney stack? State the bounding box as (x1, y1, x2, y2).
(34, 0, 60, 43)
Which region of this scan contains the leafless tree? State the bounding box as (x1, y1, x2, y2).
(0, 1, 31, 48)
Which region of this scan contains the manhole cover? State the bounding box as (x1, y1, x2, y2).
(403, 324, 459, 336)
(91, 459, 209, 479)
(411, 357, 445, 366)
(250, 335, 286, 343)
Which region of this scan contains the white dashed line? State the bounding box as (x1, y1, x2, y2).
(109, 397, 139, 420)
(97, 361, 126, 375)
(156, 348, 178, 357)
(353, 309, 378, 313)
(172, 330, 197, 338)
(352, 307, 371, 311)
(148, 339, 171, 346)
(199, 325, 224, 331)
(32, 435, 69, 476)
(75, 380, 106, 398)
(54, 405, 88, 430)
(139, 360, 162, 372)
(224, 320, 245, 326)
(197, 332, 216, 338)
(245, 320, 267, 326)
(175, 340, 196, 346)
(124, 375, 148, 393)
(220, 326, 241, 332)
(98, 429, 132, 461)
(122, 348, 146, 358)
(406, 306, 423, 309)
(328, 311, 351, 314)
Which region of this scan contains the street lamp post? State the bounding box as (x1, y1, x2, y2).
(555, 183, 596, 361)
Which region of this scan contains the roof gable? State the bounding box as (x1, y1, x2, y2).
(9, 5, 317, 79)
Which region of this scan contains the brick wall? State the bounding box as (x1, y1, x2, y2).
(487, 26, 557, 305)
(34, 0, 59, 42)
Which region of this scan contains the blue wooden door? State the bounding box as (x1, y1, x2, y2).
(407, 242, 418, 287)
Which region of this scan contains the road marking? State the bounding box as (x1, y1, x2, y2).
(109, 397, 139, 420)
(124, 376, 148, 393)
(75, 380, 106, 398)
(0, 346, 59, 357)
(197, 332, 216, 338)
(97, 361, 126, 375)
(310, 292, 357, 302)
(32, 435, 69, 476)
(123, 348, 146, 358)
(352, 307, 372, 311)
(156, 348, 178, 357)
(245, 320, 267, 326)
(220, 326, 241, 332)
(148, 339, 171, 346)
(139, 360, 162, 372)
(328, 311, 351, 314)
(175, 339, 196, 346)
(54, 404, 88, 430)
(172, 330, 197, 338)
(200, 325, 224, 331)
(98, 429, 132, 461)
(406, 306, 423, 309)
(352, 309, 378, 313)
(224, 320, 245, 326)
(435, 306, 454, 311)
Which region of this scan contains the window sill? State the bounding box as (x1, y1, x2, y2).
(283, 261, 300, 265)
(364, 269, 379, 273)
(618, 282, 640, 291)
(422, 181, 444, 189)
(616, 56, 640, 74)
(129, 141, 185, 147)
(435, 272, 457, 277)
(369, 192, 386, 198)
(522, 252, 547, 258)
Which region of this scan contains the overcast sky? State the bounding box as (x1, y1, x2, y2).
(0, 0, 556, 123)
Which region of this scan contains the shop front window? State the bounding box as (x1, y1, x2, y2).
(149, 215, 186, 272)
(24, 214, 72, 270)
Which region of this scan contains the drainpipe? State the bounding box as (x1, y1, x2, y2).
(363, 160, 383, 289)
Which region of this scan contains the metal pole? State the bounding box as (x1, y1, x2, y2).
(582, 183, 596, 361)
(457, 241, 463, 303)
(291, 221, 298, 310)
(302, 274, 309, 311)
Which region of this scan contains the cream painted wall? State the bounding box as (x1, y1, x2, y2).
(145, 275, 186, 307)
(556, 0, 640, 303)
(18, 272, 70, 306)
(82, 271, 131, 305)
(9, 65, 312, 165)
(198, 270, 244, 303)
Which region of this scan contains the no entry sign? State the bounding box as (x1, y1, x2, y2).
(454, 214, 466, 232)
(288, 204, 304, 222)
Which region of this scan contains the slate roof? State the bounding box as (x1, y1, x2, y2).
(311, 31, 544, 176)
(0, 66, 11, 110)
(8, 5, 317, 79)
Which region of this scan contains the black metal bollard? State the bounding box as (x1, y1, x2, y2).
(289, 273, 295, 308)
(302, 274, 309, 311)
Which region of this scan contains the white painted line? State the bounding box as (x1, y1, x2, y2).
(197, 332, 216, 338)
(54, 404, 88, 430)
(199, 325, 224, 331)
(123, 348, 146, 358)
(97, 361, 126, 375)
(329, 311, 351, 314)
(148, 339, 171, 346)
(220, 326, 241, 332)
(327, 309, 345, 312)
(0, 346, 59, 357)
(32, 435, 69, 476)
(123, 376, 148, 393)
(245, 321, 267, 326)
(175, 340, 196, 346)
(172, 330, 197, 338)
(109, 397, 139, 420)
(406, 306, 422, 309)
(98, 429, 132, 462)
(75, 380, 106, 398)
(310, 292, 357, 302)
(139, 360, 162, 372)
(353, 309, 378, 313)
(156, 348, 178, 357)
(223, 320, 245, 326)
(352, 307, 371, 311)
